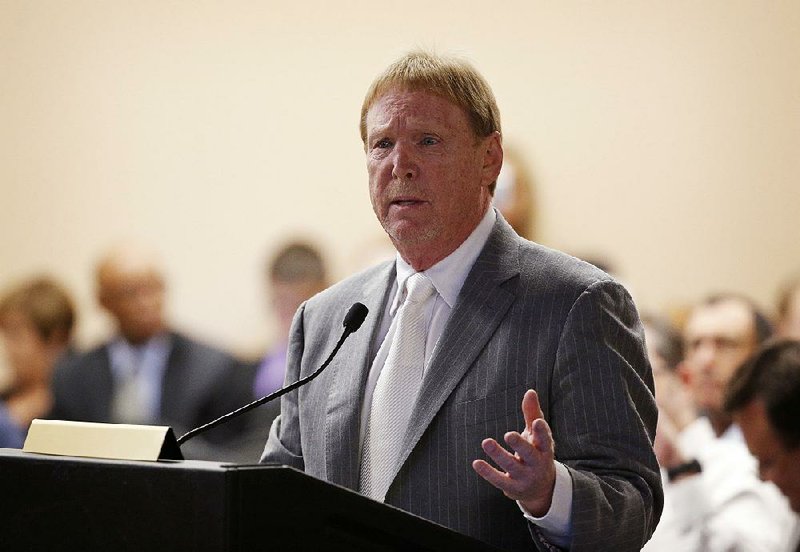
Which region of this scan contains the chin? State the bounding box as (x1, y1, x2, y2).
(385, 223, 437, 246)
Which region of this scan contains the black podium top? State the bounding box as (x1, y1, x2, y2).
(0, 448, 502, 552)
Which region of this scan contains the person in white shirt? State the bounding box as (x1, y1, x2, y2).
(725, 339, 800, 552)
(647, 295, 796, 551)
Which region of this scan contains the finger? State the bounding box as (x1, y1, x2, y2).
(472, 460, 505, 488)
(481, 438, 522, 474)
(530, 418, 554, 455)
(521, 389, 544, 431)
(472, 458, 527, 498)
(504, 431, 541, 466)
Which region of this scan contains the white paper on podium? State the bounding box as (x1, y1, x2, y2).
(23, 419, 178, 461)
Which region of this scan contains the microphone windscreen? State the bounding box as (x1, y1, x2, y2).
(343, 302, 369, 332)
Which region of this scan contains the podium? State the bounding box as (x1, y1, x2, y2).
(0, 448, 501, 551)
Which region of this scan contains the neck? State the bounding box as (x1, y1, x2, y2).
(395, 205, 490, 271)
(121, 328, 165, 346)
(397, 247, 454, 272)
(708, 411, 733, 437)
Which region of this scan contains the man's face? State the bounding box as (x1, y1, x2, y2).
(682, 300, 758, 415)
(736, 400, 800, 513)
(100, 268, 165, 344)
(365, 89, 500, 270)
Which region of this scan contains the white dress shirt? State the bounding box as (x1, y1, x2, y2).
(644, 417, 798, 552)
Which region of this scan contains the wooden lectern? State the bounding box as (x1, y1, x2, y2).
(0, 448, 502, 551)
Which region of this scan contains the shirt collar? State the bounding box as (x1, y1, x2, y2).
(391, 207, 497, 314)
(109, 332, 171, 379)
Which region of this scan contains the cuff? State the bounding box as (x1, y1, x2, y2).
(518, 461, 573, 548)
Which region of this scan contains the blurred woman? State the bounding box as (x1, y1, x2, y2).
(0, 277, 75, 447)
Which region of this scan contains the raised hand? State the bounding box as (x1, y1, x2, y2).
(472, 389, 556, 517)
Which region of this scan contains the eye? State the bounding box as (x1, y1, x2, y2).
(716, 337, 742, 351)
(420, 136, 439, 146)
(374, 138, 392, 149)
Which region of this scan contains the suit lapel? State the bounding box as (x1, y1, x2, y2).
(159, 333, 184, 421)
(96, 346, 116, 421)
(393, 216, 521, 484)
(324, 262, 396, 489)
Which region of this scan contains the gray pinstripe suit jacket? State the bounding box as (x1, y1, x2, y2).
(262, 215, 663, 551)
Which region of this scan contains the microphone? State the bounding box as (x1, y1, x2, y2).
(177, 302, 368, 446)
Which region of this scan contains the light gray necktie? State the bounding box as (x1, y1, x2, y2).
(359, 272, 436, 501)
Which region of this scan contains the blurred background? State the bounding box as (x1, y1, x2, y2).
(2, 0, 799, 369)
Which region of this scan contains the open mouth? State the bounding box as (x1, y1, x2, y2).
(390, 197, 427, 208)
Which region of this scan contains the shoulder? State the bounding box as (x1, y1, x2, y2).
(314, 261, 393, 304)
(511, 237, 627, 312)
(53, 342, 109, 374)
(485, 214, 618, 298)
(168, 331, 237, 368)
(301, 260, 394, 324)
(50, 342, 112, 394)
(522, 240, 610, 285)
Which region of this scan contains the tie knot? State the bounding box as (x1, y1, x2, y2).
(404, 273, 435, 304)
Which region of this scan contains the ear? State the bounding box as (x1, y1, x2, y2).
(98, 290, 111, 311)
(480, 131, 503, 189)
(98, 286, 119, 316)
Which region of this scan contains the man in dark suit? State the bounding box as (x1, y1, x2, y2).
(261, 51, 662, 551)
(50, 242, 252, 460)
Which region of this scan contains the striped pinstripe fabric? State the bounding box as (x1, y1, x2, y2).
(262, 215, 663, 551)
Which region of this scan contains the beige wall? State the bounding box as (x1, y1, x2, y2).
(2, 1, 799, 357)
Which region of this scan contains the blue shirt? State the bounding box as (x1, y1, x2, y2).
(0, 402, 25, 448)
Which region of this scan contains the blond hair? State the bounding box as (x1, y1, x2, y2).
(359, 50, 501, 145)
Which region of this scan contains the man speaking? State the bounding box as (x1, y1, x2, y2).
(261, 51, 662, 551)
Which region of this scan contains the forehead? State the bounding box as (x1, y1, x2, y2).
(685, 300, 755, 340)
(366, 89, 471, 134)
(0, 309, 33, 331)
(99, 267, 164, 295)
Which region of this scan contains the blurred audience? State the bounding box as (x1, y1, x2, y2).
(678, 295, 772, 442)
(641, 312, 695, 551)
(642, 313, 695, 437)
(492, 147, 536, 240)
(253, 241, 329, 398)
(645, 294, 796, 551)
(6, 237, 799, 546)
(234, 240, 329, 463)
(49, 242, 252, 460)
(0, 277, 75, 447)
(724, 339, 800, 550)
(777, 275, 800, 340)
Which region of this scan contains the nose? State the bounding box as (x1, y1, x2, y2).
(391, 142, 417, 181)
(692, 340, 717, 373)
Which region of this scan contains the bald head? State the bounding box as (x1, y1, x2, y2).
(96, 242, 166, 344)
